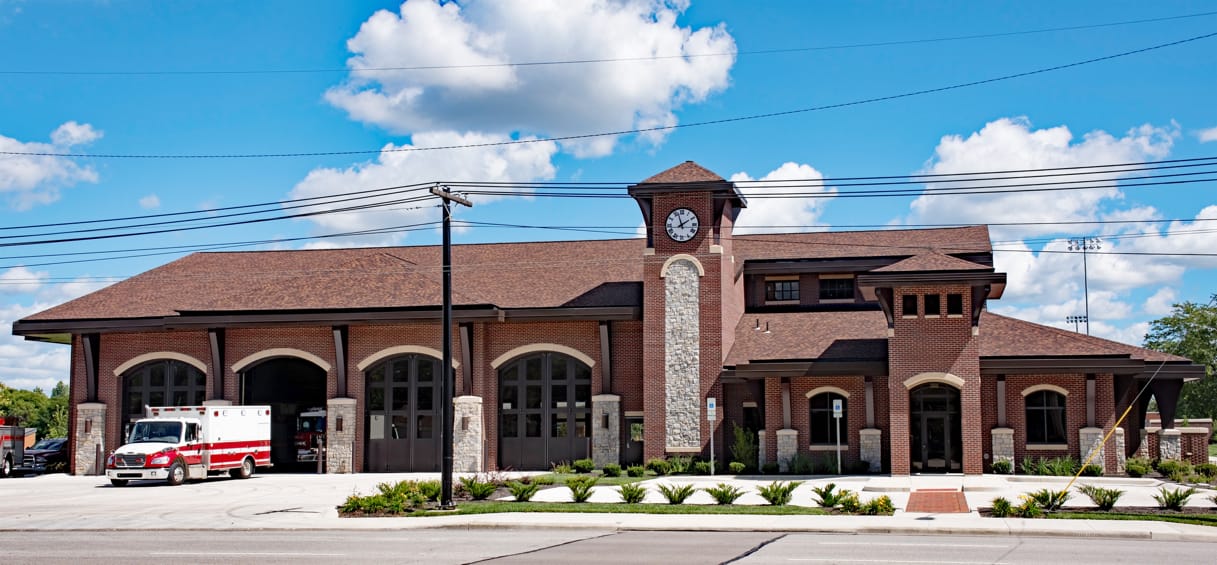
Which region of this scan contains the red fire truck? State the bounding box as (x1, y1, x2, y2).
(106, 405, 271, 486)
(0, 417, 25, 478)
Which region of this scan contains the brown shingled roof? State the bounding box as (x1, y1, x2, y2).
(640, 161, 725, 184)
(872, 251, 993, 273)
(979, 312, 1185, 362)
(733, 226, 992, 261)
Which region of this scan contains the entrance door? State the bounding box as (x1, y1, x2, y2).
(909, 384, 962, 473)
(622, 416, 644, 466)
(499, 352, 592, 470)
(365, 355, 439, 472)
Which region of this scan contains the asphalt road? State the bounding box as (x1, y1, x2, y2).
(1, 530, 1212, 564)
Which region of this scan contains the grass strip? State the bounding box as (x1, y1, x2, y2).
(1049, 512, 1217, 528)
(415, 501, 831, 517)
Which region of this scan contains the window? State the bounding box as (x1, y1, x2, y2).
(924, 294, 941, 316)
(1025, 390, 1067, 444)
(947, 293, 964, 315)
(902, 294, 918, 316)
(809, 392, 847, 445)
(765, 279, 799, 302)
(819, 278, 853, 300)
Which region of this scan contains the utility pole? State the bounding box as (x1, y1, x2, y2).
(431, 185, 472, 510)
(1067, 237, 1100, 335)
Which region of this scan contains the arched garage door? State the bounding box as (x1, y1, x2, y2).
(240, 358, 327, 471)
(499, 352, 591, 470)
(121, 360, 206, 439)
(364, 354, 439, 472)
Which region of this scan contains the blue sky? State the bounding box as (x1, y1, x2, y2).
(1, 0, 1215, 391)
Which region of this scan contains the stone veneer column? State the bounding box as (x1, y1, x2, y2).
(73, 402, 106, 476)
(859, 428, 883, 472)
(757, 430, 767, 469)
(453, 396, 484, 473)
(1160, 429, 1182, 461)
(1114, 428, 1126, 474)
(990, 427, 1014, 468)
(664, 259, 701, 451)
(776, 429, 798, 472)
(1079, 427, 1105, 473)
(326, 398, 356, 473)
(591, 394, 620, 468)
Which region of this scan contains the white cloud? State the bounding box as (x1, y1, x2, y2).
(0, 121, 102, 209)
(0, 266, 46, 294)
(138, 194, 160, 209)
(0, 276, 111, 392)
(325, 0, 735, 157)
(289, 131, 557, 245)
(907, 117, 1177, 240)
(730, 162, 835, 234)
(1198, 126, 1217, 143)
(1143, 288, 1177, 316)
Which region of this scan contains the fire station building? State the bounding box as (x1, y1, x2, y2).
(13, 161, 1205, 476)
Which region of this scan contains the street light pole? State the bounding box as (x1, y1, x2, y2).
(1067, 237, 1101, 335)
(431, 185, 472, 510)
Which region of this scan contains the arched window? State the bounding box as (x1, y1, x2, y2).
(1025, 390, 1067, 444)
(809, 392, 847, 445)
(122, 360, 206, 434)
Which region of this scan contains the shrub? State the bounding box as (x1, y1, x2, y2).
(1195, 462, 1217, 479)
(459, 476, 498, 501)
(1045, 456, 1078, 476)
(762, 462, 780, 474)
(656, 483, 697, 504)
(646, 457, 670, 476)
(618, 483, 648, 504)
(1155, 459, 1186, 475)
(508, 481, 540, 502)
(602, 463, 622, 477)
(626, 465, 647, 478)
(666, 456, 693, 475)
(572, 458, 596, 474)
(531, 474, 555, 485)
(1168, 467, 1194, 484)
(758, 480, 803, 506)
(339, 481, 426, 515)
(861, 495, 895, 515)
(990, 497, 1013, 518)
(1018, 457, 1041, 476)
(703, 483, 745, 505)
(1015, 495, 1043, 518)
(810, 482, 841, 507)
(1153, 486, 1198, 511)
(1125, 457, 1153, 478)
(417, 480, 442, 502)
(566, 476, 600, 503)
(990, 459, 1013, 475)
(1027, 488, 1071, 511)
(730, 424, 758, 472)
(786, 453, 815, 475)
(837, 490, 861, 513)
(729, 461, 746, 474)
(1076, 484, 1124, 511)
(552, 461, 574, 474)
(1080, 464, 1103, 477)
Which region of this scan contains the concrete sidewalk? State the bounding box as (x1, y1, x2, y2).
(2, 472, 1216, 542)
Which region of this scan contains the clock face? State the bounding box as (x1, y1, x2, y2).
(665, 207, 699, 242)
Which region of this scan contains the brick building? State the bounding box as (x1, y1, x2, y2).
(13, 161, 1205, 476)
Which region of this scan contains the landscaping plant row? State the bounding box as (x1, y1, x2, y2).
(988, 484, 1217, 518)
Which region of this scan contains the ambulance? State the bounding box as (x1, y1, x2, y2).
(106, 405, 271, 486)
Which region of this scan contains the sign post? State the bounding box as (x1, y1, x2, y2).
(832, 398, 843, 475)
(707, 397, 717, 476)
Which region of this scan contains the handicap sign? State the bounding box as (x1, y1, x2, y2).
(707, 397, 717, 421)
(832, 398, 843, 418)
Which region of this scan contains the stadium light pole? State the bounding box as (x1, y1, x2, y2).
(1066, 314, 1087, 333)
(1067, 237, 1101, 335)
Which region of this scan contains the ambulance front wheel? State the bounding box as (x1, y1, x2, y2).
(166, 461, 186, 486)
(230, 457, 254, 479)
(110, 479, 128, 487)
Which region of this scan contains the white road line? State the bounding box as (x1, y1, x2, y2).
(790, 560, 1007, 564)
(151, 552, 346, 557)
(816, 542, 1009, 548)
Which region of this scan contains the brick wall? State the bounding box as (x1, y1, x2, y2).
(1004, 374, 1086, 465)
(789, 377, 867, 468)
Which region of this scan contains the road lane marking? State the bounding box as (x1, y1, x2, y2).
(791, 560, 1007, 564)
(816, 542, 1009, 548)
(151, 552, 346, 557)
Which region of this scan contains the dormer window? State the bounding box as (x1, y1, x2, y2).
(818, 275, 854, 302)
(765, 277, 800, 303)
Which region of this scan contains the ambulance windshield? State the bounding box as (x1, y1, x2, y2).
(128, 421, 183, 444)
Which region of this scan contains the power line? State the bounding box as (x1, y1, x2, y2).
(4, 31, 1213, 160)
(6, 11, 1212, 77)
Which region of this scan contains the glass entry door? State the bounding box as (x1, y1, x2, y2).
(365, 355, 439, 472)
(909, 384, 962, 473)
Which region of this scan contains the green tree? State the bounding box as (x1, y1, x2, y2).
(1143, 295, 1217, 420)
(0, 381, 70, 439)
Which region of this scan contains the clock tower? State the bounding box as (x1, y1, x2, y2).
(628, 161, 747, 461)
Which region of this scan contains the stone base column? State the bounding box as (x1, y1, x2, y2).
(591, 395, 620, 468)
(1160, 429, 1182, 461)
(326, 398, 356, 474)
(776, 429, 798, 472)
(1079, 427, 1105, 473)
(990, 427, 1014, 469)
(453, 395, 484, 473)
(1137, 429, 1149, 459)
(859, 428, 882, 472)
(73, 403, 106, 476)
(757, 430, 767, 469)
(1115, 428, 1126, 473)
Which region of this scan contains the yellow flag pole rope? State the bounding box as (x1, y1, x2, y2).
(1050, 360, 1168, 511)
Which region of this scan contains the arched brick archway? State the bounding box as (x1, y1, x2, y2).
(498, 351, 593, 470)
(363, 354, 440, 472)
(240, 357, 327, 470)
(120, 359, 207, 438)
(908, 382, 962, 473)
